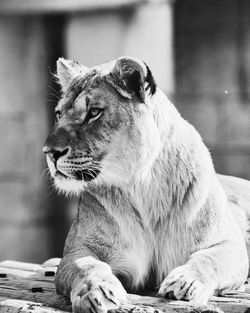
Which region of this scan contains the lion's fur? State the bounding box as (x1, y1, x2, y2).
(44, 57, 248, 306)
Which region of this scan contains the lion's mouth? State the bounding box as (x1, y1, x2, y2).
(74, 169, 100, 181)
(55, 168, 100, 182)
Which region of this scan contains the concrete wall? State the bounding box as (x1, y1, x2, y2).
(0, 17, 51, 261)
(174, 0, 250, 179)
(65, 1, 174, 94)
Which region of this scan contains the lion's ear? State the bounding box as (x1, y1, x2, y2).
(56, 58, 89, 92)
(108, 57, 156, 102)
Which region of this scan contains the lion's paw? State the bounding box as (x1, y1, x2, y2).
(158, 266, 212, 305)
(71, 277, 127, 313)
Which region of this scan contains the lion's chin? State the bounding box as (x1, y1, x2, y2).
(51, 168, 101, 196)
(53, 172, 88, 196)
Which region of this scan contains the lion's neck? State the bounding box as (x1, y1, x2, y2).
(132, 90, 214, 223)
(129, 89, 214, 224)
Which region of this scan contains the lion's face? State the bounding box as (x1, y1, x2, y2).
(43, 57, 158, 195)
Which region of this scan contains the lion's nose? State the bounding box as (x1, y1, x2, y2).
(43, 146, 70, 163)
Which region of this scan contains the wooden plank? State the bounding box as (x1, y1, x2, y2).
(0, 266, 57, 280)
(0, 260, 58, 280)
(0, 297, 224, 313)
(0, 279, 224, 313)
(0, 0, 145, 15)
(2, 263, 250, 313)
(0, 260, 59, 272)
(0, 261, 43, 272)
(0, 298, 68, 313)
(0, 268, 36, 279)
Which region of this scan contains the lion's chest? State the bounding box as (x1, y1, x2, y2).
(150, 220, 191, 285)
(94, 190, 195, 290)
(113, 212, 193, 290)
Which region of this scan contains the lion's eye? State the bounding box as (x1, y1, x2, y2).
(55, 111, 62, 122)
(88, 108, 103, 119)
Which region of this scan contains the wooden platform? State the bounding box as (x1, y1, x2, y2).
(0, 259, 250, 313)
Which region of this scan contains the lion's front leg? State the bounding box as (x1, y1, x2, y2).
(158, 263, 215, 305)
(57, 255, 127, 313)
(158, 240, 248, 305)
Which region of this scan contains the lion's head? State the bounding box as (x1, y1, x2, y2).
(43, 57, 161, 195)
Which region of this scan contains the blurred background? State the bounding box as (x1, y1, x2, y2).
(0, 0, 250, 263)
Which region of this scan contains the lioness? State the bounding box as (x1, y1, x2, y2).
(43, 57, 248, 312)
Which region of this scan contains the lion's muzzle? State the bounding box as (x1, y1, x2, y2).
(43, 127, 71, 166)
(43, 126, 100, 183)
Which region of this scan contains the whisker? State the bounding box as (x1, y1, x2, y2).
(46, 185, 57, 197)
(48, 85, 60, 95)
(47, 92, 60, 100)
(44, 177, 58, 197)
(42, 167, 50, 176)
(86, 169, 96, 181)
